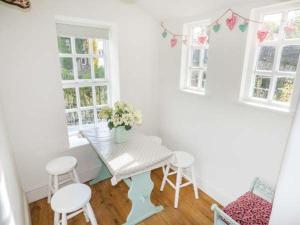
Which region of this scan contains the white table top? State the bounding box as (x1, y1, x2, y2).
(81, 128, 173, 185)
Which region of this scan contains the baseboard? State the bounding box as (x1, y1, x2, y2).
(180, 172, 233, 206)
(26, 165, 101, 203)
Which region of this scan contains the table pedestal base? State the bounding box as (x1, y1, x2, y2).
(124, 171, 163, 225)
(89, 162, 163, 224)
(89, 162, 112, 185)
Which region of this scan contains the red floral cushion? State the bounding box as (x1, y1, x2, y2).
(223, 192, 272, 225)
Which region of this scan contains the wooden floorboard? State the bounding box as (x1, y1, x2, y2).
(30, 169, 222, 225)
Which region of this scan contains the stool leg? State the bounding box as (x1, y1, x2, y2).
(160, 164, 170, 191)
(83, 206, 90, 222)
(54, 212, 59, 225)
(72, 168, 80, 183)
(191, 166, 199, 199)
(61, 213, 67, 225)
(86, 203, 98, 225)
(174, 168, 182, 208)
(162, 166, 166, 175)
(54, 175, 59, 193)
(48, 174, 52, 203)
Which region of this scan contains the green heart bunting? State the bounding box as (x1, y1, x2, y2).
(162, 30, 168, 38)
(213, 23, 221, 32)
(239, 22, 248, 32)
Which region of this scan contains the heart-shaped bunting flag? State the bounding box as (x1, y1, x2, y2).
(226, 14, 237, 30)
(257, 30, 269, 43)
(213, 23, 221, 32)
(239, 22, 248, 32)
(198, 35, 207, 45)
(170, 37, 177, 48)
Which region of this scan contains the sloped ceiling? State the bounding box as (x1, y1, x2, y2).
(135, 0, 287, 19)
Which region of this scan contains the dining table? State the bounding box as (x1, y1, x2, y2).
(81, 128, 173, 225)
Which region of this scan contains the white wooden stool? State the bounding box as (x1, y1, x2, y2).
(160, 151, 199, 208)
(46, 156, 80, 203)
(51, 183, 98, 225)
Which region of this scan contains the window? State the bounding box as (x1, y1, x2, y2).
(180, 20, 210, 94)
(56, 23, 111, 137)
(241, 5, 300, 112)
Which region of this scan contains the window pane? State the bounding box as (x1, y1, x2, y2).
(203, 49, 208, 67)
(263, 13, 282, 41)
(273, 77, 294, 102)
(96, 86, 108, 105)
(190, 70, 200, 88)
(201, 71, 207, 89)
(253, 75, 271, 99)
(75, 38, 89, 54)
(285, 10, 300, 39)
(60, 57, 74, 80)
(93, 58, 105, 79)
(79, 87, 93, 107)
(63, 88, 77, 109)
(66, 112, 79, 126)
(81, 109, 94, 125)
(191, 48, 201, 67)
(76, 58, 91, 79)
(257, 46, 276, 71)
(92, 39, 104, 56)
(57, 37, 72, 54)
(279, 45, 300, 72)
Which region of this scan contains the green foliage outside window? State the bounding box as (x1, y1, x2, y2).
(274, 78, 294, 102)
(79, 87, 93, 107)
(64, 88, 77, 109)
(57, 37, 72, 54)
(75, 38, 89, 54)
(96, 86, 108, 105)
(60, 58, 74, 80)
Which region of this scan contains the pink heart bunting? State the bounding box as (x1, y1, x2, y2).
(257, 30, 269, 43)
(198, 35, 207, 45)
(226, 14, 237, 30)
(170, 37, 177, 48)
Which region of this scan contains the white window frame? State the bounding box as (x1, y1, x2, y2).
(240, 2, 300, 113)
(59, 35, 111, 134)
(55, 17, 120, 148)
(180, 20, 210, 95)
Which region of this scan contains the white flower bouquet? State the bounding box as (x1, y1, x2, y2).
(99, 101, 142, 131)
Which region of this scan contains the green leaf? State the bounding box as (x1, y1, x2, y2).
(125, 125, 132, 130)
(108, 121, 114, 129)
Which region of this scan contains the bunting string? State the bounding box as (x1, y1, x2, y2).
(160, 8, 295, 47)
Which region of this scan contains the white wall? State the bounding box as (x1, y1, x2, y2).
(0, 0, 160, 202)
(0, 106, 31, 225)
(158, 2, 294, 205)
(269, 103, 300, 224)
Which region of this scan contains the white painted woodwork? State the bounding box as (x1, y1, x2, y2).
(51, 183, 98, 225)
(160, 151, 199, 208)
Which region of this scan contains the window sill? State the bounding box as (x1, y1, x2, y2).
(180, 88, 206, 96)
(238, 100, 294, 115)
(69, 133, 89, 149)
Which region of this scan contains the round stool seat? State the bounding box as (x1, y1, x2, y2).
(51, 183, 91, 213)
(171, 151, 194, 168)
(46, 156, 77, 175)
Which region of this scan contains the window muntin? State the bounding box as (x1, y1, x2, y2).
(57, 36, 110, 133)
(181, 21, 210, 93)
(246, 8, 300, 109)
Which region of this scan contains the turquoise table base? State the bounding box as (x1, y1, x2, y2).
(124, 171, 163, 225)
(89, 161, 163, 225)
(89, 161, 113, 185)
